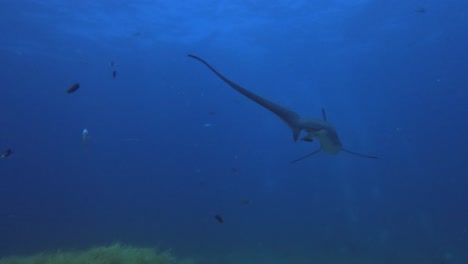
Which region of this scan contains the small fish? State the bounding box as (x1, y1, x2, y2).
(208, 111, 217, 116)
(1, 149, 12, 158)
(66, 83, 80, 94)
(230, 167, 238, 173)
(110, 61, 115, 67)
(415, 7, 427, 13)
(112, 70, 117, 78)
(214, 214, 223, 224)
(82, 129, 89, 146)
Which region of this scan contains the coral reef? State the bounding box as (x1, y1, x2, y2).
(0, 243, 191, 264)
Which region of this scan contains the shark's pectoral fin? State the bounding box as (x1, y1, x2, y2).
(290, 149, 321, 163)
(292, 127, 301, 142)
(342, 148, 378, 159)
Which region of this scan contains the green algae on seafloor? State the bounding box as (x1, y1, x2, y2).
(0, 243, 192, 264)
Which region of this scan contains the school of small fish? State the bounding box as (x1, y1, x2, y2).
(0, 60, 249, 225)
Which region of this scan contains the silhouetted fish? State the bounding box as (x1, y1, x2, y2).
(112, 70, 117, 78)
(66, 83, 80, 94)
(1, 149, 12, 158)
(415, 7, 427, 13)
(240, 199, 252, 205)
(214, 214, 223, 224)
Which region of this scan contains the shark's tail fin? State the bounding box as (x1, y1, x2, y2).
(188, 54, 303, 142)
(342, 148, 378, 159)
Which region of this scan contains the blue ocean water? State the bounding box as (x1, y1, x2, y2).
(1, 0, 467, 263)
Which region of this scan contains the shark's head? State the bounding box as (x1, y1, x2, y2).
(298, 118, 343, 154)
(314, 127, 342, 154)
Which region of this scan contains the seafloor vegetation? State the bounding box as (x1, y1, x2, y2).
(0, 243, 193, 264)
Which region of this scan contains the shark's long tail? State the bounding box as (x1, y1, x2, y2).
(188, 54, 302, 141)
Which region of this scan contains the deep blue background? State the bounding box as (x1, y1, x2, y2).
(1, 1, 467, 264)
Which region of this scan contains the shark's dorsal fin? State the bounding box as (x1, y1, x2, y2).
(321, 108, 327, 121)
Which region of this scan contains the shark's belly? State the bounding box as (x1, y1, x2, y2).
(317, 135, 341, 154)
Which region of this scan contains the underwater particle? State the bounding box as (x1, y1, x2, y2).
(110, 61, 115, 67)
(203, 123, 212, 127)
(66, 83, 80, 94)
(1, 149, 12, 158)
(415, 7, 427, 13)
(208, 111, 217, 115)
(125, 138, 140, 143)
(82, 129, 89, 146)
(240, 199, 252, 205)
(112, 70, 117, 78)
(214, 214, 223, 223)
